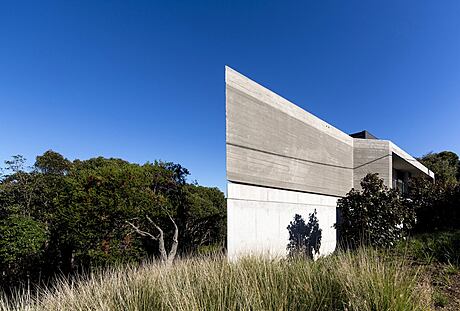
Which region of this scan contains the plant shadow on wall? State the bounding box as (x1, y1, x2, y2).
(286, 210, 322, 259)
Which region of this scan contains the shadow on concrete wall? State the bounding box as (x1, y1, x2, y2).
(287, 209, 322, 259)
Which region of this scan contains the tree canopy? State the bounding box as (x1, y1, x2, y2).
(419, 151, 459, 186)
(409, 151, 460, 232)
(0, 151, 226, 288)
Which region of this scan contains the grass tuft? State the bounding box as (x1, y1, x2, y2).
(0, 248, 431, 311)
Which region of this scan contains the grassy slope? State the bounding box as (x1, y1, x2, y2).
(0, 248, 431, 311)
(397, 230, 460, 310)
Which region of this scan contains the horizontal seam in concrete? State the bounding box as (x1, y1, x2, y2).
(227, 181, 344, 198)
(353, 154, 392, 169)
(229, 146, 420, 177)
(227, 142, 353, 170)
(227, 197, 337, 207)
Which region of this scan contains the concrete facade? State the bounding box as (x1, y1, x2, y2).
(227, 182, 337, 260)
(226, 67, 354, 197)
(226, 66, 434, 259)
(353, 139, 392, 190)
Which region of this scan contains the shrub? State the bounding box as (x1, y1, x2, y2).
(335, 173, 414, 249)
(408, 177, 460, 232)
(409, 150, 460, 232)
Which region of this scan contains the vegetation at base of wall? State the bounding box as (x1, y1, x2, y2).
(0, 248, 432, 311)
(335, 173, 414, 249)
(1, 148, 459, 308)
(407, 177, 460, 232)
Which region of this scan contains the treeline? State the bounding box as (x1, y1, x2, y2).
(1, 149, 459, 289)
(410, 151, 460, 232)
(0, 151, 226, 288)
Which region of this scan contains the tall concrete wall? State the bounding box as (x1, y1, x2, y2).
(226, 67, 344, 259)
(226, 66, 354, 197)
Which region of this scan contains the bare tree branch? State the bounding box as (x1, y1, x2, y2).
(146, 215, 167, 262)
(126, 221, 158, 241)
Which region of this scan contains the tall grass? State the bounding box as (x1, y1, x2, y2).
(0, 248, 431, 311)
(397, 230, 460, 266)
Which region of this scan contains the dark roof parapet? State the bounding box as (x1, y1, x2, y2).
(350, 130, 378, 140)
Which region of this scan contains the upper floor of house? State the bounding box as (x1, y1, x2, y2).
(225, 66, 434, 197)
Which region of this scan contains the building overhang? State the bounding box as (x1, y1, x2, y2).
(390, 142, 435, 179)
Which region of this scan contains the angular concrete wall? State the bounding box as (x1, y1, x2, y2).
(226, 67, 354, 197)
(225, 66, 433, 259)
(226, 67, 342, 259)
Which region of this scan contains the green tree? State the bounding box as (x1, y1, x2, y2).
(408, 151, 460, 232)
(0, 153, 69, 285)
(53, 158, 165, 271)
(335, 173, 414, 248)
(35, 150, 71, 175)
(0, 215, 47, 285)
(0, 151, 227, 288)
(182, 184, 226, 252)
(419, 151, 459, 186)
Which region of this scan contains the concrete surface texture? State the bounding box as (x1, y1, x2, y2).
(225, 66, 434, 259)
(227, 182, 337, 260)
(353, 139, 392, 190)
(226, 66, 354, 197)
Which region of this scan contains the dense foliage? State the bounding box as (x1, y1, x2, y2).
(335, 173, 414, 248)
(407, 151, 460, 232)
(418, 151, 459, 186)
(0, 151, 226, 288)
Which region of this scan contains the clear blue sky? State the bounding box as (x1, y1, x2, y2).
(1, 1, 459, 191)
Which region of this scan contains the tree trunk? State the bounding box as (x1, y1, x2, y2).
(127, 214, 179, 265)
(167, 215, 179, 265)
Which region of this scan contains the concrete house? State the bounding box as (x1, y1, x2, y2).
(226, 66, 434, 260)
